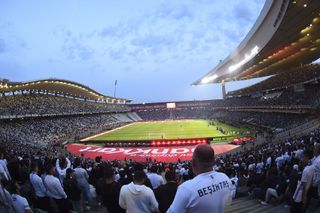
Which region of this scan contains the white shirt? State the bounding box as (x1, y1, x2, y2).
(119, 182, 158, 213)
(312, 155, 320, 194)
(0, 160, 11, 180)
(301, 164, 315, 191)
(30, 172, 47, 197)
(167, 170, 232, 213)
(147, 173, 164, 189)
(56, 158, 71, 183)
(0, 164, 8, 181)
(74, 167, 89, 186)
(11, 194, 31, 213)
(44, 175, 67, 199)
(293, 164, 315, 203)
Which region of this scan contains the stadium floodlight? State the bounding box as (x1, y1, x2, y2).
(201, 74, 218, 84)
(228, 45, 259, 73)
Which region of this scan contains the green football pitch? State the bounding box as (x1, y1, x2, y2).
(86, 120, 251, 142)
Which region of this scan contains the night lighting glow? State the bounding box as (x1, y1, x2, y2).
(228, 46, 259, 73)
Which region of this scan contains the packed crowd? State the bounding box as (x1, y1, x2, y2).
(136, 107, 213, 121)
(0, 124, 319, 212)
(136, 107, 311, 131)
(211, 111, 311, 132)
(228, 64, 320, 96)
(0, 95, 129, 117)
(0, 114, 129, 147)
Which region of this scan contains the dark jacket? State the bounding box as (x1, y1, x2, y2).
(101, 181, 125, 213)
(63, 177, 81, 201)
(154, 182, 178, 213)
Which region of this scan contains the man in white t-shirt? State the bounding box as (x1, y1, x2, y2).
(147, 165, 164, 189)
(167, 144, 232, 213)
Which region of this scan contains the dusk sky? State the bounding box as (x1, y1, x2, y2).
(0, 0, 267, 103)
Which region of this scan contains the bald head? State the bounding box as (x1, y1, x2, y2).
(193, 144, 215, 163)
(192, 144, 215, 175)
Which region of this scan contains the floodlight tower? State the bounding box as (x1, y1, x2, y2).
(221, 80, 226, 99)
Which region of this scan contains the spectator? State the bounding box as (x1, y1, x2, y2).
(29, 163, 50, 212)
(9, 181, 33, 213)
(261, 170, 288, 205)
(101, 166, 125, 213)
(154, 171, 178, 213)
(63, 168, 82, 213)
(44, 164, 70, 213)
(0, 182, 14, 213)
(167, 144, 232, 213)
(56, 155, 71, 183)
(312, 143, 320, 197)
(291, 149, 315, 213)
(73, 158, 93, 209)
(117, 168, 130, 187)
(147, 165, 164, 189)
(119, 170, 159, 213)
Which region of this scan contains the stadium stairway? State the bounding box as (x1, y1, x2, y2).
(225, 196, 320, 213)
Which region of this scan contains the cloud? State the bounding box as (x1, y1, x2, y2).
(155, 4, 194, 20)
(233, 2, 255, 23)
(61, 34, 94, 61)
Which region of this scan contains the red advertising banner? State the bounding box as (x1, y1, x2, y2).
(66, 144, 238, 162)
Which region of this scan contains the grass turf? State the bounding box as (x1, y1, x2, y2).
(87, 120, 250, 142)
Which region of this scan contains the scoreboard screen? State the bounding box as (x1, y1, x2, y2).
(166, 102, 176, 109)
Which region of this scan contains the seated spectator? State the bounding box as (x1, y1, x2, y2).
(154, 171, 178, 213)
(261, 170, 288, 205)
(119, 170, 158, 213)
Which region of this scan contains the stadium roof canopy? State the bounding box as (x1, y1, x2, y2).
(194, 0, 320, 85)
(0, 78, 131, 103)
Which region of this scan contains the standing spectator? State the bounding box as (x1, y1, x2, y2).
(167, 144, 232, 213)
(0, 154, 11, 182)
(291, 149, 315, 213)
(9, 181, 33, 213)
(44, 164, 70, 213)
(73, 158, 92, 208)
(101, 166, 125, 213)
(117, 168, 130, 187)
(119, 170, 158, 213)
(312, 143, 320, 197)
(29, 163, 50, 212)
(154, 171, 178, 213)
(147, 165, 164, 189)
(63, 168, 83, 213)
(0, 182, 14, 213)
(56, 155, 71, 183)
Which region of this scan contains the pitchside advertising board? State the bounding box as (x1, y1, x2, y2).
(67, 144, 195, 162)
(67, 144, 237, 162)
